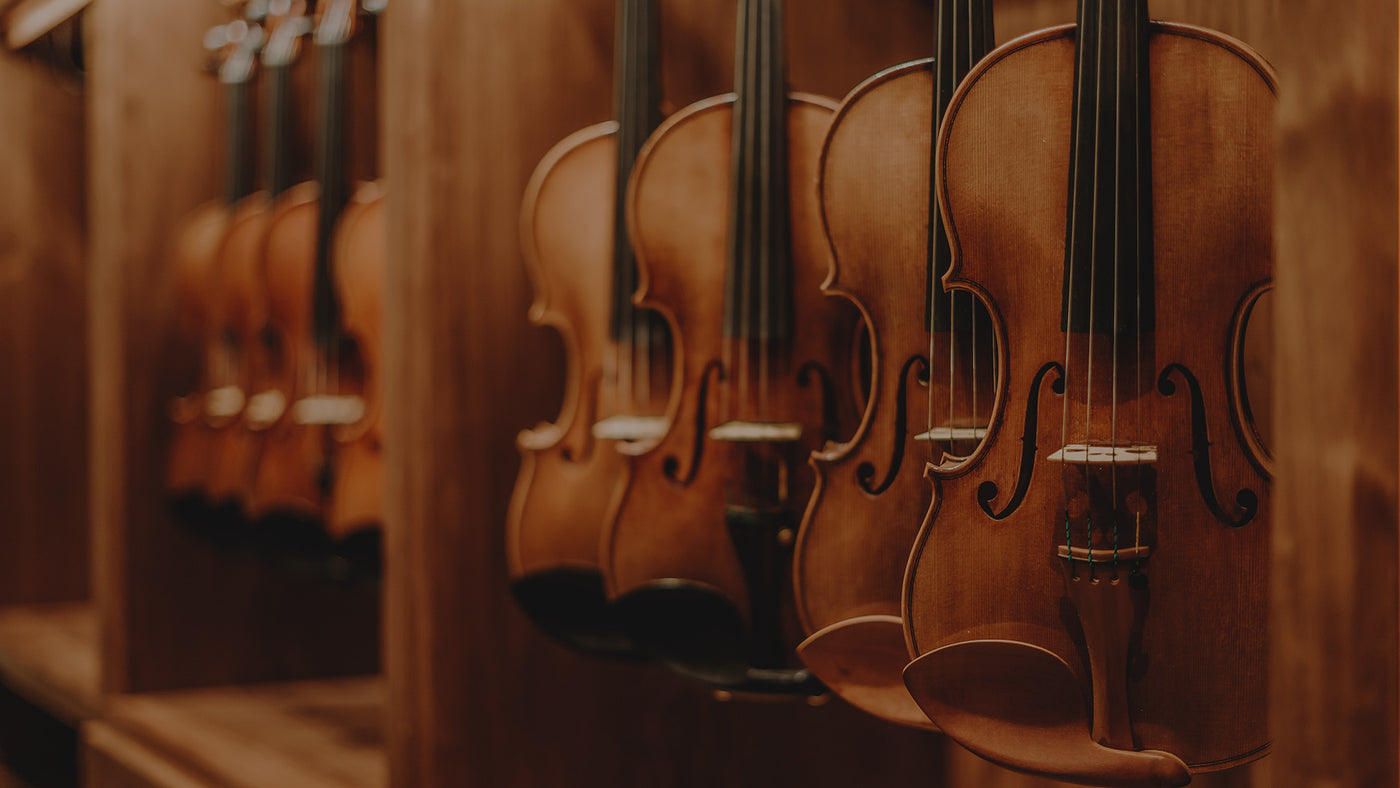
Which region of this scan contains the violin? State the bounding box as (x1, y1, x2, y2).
(508, 0, 670, 657)
(248, 0, 381, 565)
(206, 4, 314, 515)
(792, 0, 997, 727)
(166, 16, 262, 523)
(604, 0, 861, 693)
(901, 2, 1274, 783)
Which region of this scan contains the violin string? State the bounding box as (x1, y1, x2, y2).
(1133, 0, 1146, 552)
(1083, 0, 1105, 564)
(1110, 0, 1122, 571)
(1060, 0, 1089, 550)
(634, 0, 653, 412)
(965, 0, 979, 457)
(927, 0, 944, 460)
(758, 0, 773, 422)
(617, 0, 634, 414)
(946, 0, 961, 461)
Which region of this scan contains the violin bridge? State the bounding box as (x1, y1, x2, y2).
(244, 389, 288, 429)
(708, 420, 803, 444)
(1047, 443, 1158, 465)
(291, 394, 366, 425)
(1056, 544, 1152, 564)
(204, 385, 247, 419)
(591, 415, 669, 442)
(914, 426, 988, 442)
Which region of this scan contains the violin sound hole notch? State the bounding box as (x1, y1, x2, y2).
(856, 355, 928, 496)
(797, 360, 839, 443)
(977, 362, 1065, 521)
(1156, 363, 1260, 529)
(663, 360, 724, 486)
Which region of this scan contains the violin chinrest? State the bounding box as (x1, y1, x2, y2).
(509, 569, 647, 659)
(796, 615, 935, 729)
(903, 639, 1191, 788)
(612, 579, 750, 685)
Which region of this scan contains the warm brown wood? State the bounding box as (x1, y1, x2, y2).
(1271, 1, 1399, 786)
(0, 44, 88, 607)
(2, 0, 88, 49)
(903, 17, 1275, 782)
(88, 0, 378, 694)
(328, 183, 386, 537)
(0, 603, 99, 724)
(84, 723, 207, 788)
(93, 678, 384, 788)
(385, 0, 955, 785)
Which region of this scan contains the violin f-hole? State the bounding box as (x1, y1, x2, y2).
(663, 360, 725, 486)
(976, 361, 1065, 521)
(856, 354, 928, 496)
(797, 359, 839, 444)
(1156, 363, 1260, 529)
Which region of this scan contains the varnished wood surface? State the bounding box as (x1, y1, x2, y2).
(0, 603, 99, 725)
(1271, 1, 1399, 787)
(97, 677, 385, 788)
(0, 46, 88, 606)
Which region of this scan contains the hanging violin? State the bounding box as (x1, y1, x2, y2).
(901, 1, 1274, 783)
(508, 0, 670, 657)
(792, 0, 997, 727)
(604, 0, 861, 693)
(248, 0, 381, 568)
(166, 15, 262, 525)
(206, 4, 314, 517)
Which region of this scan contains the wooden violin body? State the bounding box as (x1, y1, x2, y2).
(249, 179, 378, 541)
(328, 181, 385, 539)
(604, 94, 860, 690)
(508, 123, 668, 656)
(166, 200, 232, 507)
(794, 59, 994, 729)
(205, 193, 273, 509)
(902, 21, 1274, 783)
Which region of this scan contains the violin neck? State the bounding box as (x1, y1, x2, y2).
(312, 35, 351, 353)
(264, 62, 297, 199)
(1061, 0, 1155, 336)
(223, 72, 256, 206)
(927, 0, 996, 334)
(724, 0, 791, 343)
(609, 0, 662, 344)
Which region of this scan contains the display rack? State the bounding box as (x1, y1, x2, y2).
(0, 1, 1390, 787)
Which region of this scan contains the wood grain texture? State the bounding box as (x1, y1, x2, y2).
(0, 47, 88, 606)
(0, 603, 99, 725)
(99, 678, 384, 788)
(1271, 1, 1400, 786)
(88, 0, 379, 694)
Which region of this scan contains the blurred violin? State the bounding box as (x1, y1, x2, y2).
(248, 0, 381, 568)
(901, 2, 1274, 783)
(604, 0, 861, 693)
(166, 15, 262, 523)
(792, 0, 997, 727)
(508, 0, 670, 656)
(206, 3, 314, 516)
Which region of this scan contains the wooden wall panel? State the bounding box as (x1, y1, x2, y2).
(0, 48, 88, 603)
(88, 0, 379, 694)
(1271, 1, 1400, 786)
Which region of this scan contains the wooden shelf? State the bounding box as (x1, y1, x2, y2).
(0, 603, 100, 725)
(98, 676, 385, 788)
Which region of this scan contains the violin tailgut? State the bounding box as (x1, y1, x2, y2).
(1047, 444, 1158, 465)
(708, 420, 803, 443)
